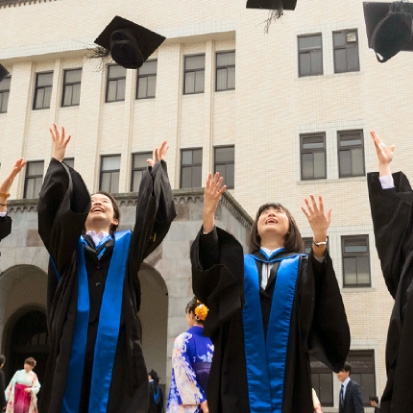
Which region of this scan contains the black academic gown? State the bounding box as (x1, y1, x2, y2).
(368, 171, 413, 413)
(0, 215, 11, 241)
(191, 227, 350, 413)
(37, 158, 176, 413)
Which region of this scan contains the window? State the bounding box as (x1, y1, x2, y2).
(300, 133, 326, 180)
(180, 148, 202, 188)
(63, 158, 75, 169)
(216, 51, 235, 91)
(338, 130, 365, 177)
(131, 152, 151, 192)
(33, 72, 53, 110)
(346, 350, 376, 406)
(24, 161, 44, 199)
(342, 235, 370, 287)
(333, 30, 360, 73)
(184, 55, 205, 94)
(106, 65, 126, 102)
(136, 60, 157, 99)
(310, 357, 333, 407)
(100, 155, 120, 193)
(298, 34, 323, 77)
(62, 68, 82, 107)
(0, 75, 11, 114)
(214, 146, 234, 189)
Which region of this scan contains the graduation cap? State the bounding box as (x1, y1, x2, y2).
(0, 63, 9, 83)
(94, 16, 165, 69)
(363, 1, 413, 63)
(246, 0, 297, 10)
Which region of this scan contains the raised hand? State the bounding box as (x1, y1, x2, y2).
(146, 140, 169, 167)
(0, 158, 26, 197)
(49, 124, 71, 162)
(203, 172, 227, 233)
(370, 130, 394, 176)
(301, 195, 331, 257)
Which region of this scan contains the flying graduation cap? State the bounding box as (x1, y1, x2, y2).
(363, 1, 413, 63)
(246, 0, 297, 10)
(0, 63, 9, 83)
(94, 16, 166, 69)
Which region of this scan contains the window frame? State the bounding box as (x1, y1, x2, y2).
(105, 64, 126, 103)
(61, 68, 82, 107)
(131, 152, 152, 192)
(298, 34, 323, 77)
(0, 74, 11, 114)
(300, 133, 327, 180)
(33, 71, 53, 110)
(23, 160, 44, 199)
(99, 154, 121, 193)
(180, 148, 203, 189)
(310, 356, 334, 407)
(215, 50, 236, 92)
(183, 54, 205, 95)
(136, 60, 157, 100)
(341, 234, 371, 287)
(333, 29, 360, 74)
(214, 145, 235, 189)
(337, 129, 365, 178)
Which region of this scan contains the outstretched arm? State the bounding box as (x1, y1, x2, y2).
(301, 195, 331, 259)
(0, 158, 26, 212)
(49, 123, 71, 163)
(203, 172, 227, 234)
(370, 130, 395, 177)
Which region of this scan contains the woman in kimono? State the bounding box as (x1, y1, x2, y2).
(191, 172, 350, 413)
(5, 357, 41, 413)
(167, 298, 214, 413)
(37, 124, 176, 413)
(0, 158, 26, 241)
(368, 131, 413, 412)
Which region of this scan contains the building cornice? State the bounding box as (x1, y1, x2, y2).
(0, 0, 56, 8)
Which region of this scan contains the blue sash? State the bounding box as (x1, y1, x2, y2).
(62, 230, 131, 413)
(242, 251, 303, 413)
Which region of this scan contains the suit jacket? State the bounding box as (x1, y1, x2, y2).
(340, 379, 364, 413)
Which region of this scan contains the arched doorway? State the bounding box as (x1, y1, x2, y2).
(3, 309, 48, 390)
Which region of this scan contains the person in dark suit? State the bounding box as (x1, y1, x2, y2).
(0, 158, 26, 241)
(336, 362, 364, 413)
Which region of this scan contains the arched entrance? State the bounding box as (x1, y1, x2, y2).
(3, 309, 48, 387)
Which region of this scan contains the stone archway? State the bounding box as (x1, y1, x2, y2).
(138, 262, 169, 390)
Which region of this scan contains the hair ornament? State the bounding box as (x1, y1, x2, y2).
(194, 300, 209, 321)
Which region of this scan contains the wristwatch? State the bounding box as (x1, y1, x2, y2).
(313, 240, 327, 247)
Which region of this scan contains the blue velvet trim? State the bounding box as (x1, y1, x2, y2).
(88, 230, 131, 412)
(62, 238, 91, 413)
(242, 252, 302, 413)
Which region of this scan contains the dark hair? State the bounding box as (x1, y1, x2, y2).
(0, 354, 5, 366)
(185, 297, 198, 314)
(25, 357, 37, 367)
(248, 203, 303, 254)
(185, 297, 208, 324)
(369, 396, 379, 403)
(341, 361, 352, 374)
(92, 191, 121, 235)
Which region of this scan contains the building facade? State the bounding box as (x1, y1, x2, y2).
(1, 0, 412, 410)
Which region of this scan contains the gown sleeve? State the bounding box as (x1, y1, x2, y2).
(367, 171, 413, 297)
(37, 158, 91, 274)
(190, 226, 244, 336)
(0, 215, 12, 241)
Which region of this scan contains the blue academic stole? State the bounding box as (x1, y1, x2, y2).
(242, 250, 303, 413)
(62, 230, 131, 413)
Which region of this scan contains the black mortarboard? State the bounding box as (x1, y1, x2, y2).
(0, 63, 9, 83)
(94, 16, 165, 69)
(246, 0, 297, 11)
(363, 1, 413, 63)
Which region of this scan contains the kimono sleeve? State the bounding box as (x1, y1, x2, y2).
(367, 171, 413, 297)
(306, 251, 350, 373)
(37, 158, 90, 273)
(190, 227, 244, 336)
